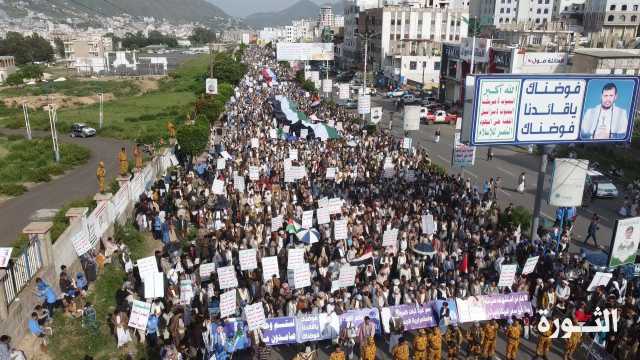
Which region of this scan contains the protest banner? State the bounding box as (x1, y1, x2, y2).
(403, 137, 412, 149)
(338, 265, 357, 288)
(239, 249, 258, 271)
(245, 302, 267, 331)
(316, 207, 330, 225)
(521, 256, 539, 275)
(289, 148, 298, 160)
(587, 272, 613, 291)
(334, 219, 348, 240)
(269, 128, 277, 139)
(217, 158, 225, 170)
(262, 317, 297, 345)
(301, 210, 314, 229)
(218, 266, 238, 290)
(143, 271, 164, 299)
(212, 179, 225, 195)
(199, 262, 216, 280)
(380, 303, 436, 333)
(338, 308, 382, 335)
(326, 167, 336, 179)
(137, 256, 158, 279)
(251, 138, 259, 148)
(287, 248, 306, 269)
(271, 215, 283, 232)
(249, 166, 260, 181)
(318, 197, 329, 208)
(498, 264, 518, 287)
(233, 175, 245, 192)
(180, 280, 194, 304)
(456, 292, 532, 323)
(262, 256, 280, 281)
(295, 314, 322, 343)
(328, 198, 342, 214)
(0, 247, 12, 268)
(293, 264, 312, 289)
(128, 300, 151, 331)
(382, 228, 399, 247)
(220, 290, 237, 318)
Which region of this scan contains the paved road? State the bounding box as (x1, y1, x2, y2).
(0, 128, 131, 246)
(372, 96, 623, 255)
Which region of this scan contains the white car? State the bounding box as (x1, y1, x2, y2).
(586, 170, 619, 198)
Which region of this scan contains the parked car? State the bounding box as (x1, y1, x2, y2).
(586, 170, 619, 198)
(420, 109, 457, 124)
(70, 123, 96, 137)
(401, 94, 418, 104)
(386, 90, 405, 98)
(337, 99, 358, 109)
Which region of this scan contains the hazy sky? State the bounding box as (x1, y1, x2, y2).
(207, 0, 337, 18)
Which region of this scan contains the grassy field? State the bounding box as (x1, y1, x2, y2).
(0, 135, 90, 196)
(0, 54, 210, 142)
(0, 79, 141, 98)
(48, 224, 156, 360)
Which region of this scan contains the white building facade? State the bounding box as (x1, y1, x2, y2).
(584, 0, 640, 47)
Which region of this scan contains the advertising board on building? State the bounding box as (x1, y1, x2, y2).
(276, 43, 335, 61)
(460, 38, 492, 63)
(467, 75, 640, 145)
(609, 216, 640, 268)
(523, 52, 568, 66)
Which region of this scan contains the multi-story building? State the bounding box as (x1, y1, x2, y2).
(58, 34, 113, 73)
(583, 0, 640, 47)
(319, 6, 335, 29)
(571, 48, 640, 75)
(473, 0, 557, 28)
(341, 0, 380, 70)
(0, 56, 16, 83)
(359, 1, 469, 88)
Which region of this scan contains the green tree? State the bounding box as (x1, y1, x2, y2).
(176, 121, 209, 159)
(19, 64, 44, 80)
(54, 38, 65, 58)
(4, 71, 23, 85)
(0, 32, 53, 64)
(189, 27, 216, 45)
(211, 52, 247, 85)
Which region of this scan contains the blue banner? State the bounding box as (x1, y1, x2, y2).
(262, 316, 297, 346)
(338, 308, 382, 335)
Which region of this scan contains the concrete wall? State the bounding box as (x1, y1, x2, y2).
(0, 149, 172, 342)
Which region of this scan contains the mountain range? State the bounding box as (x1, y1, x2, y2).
(0, 0, 232, 27)
(243, 0, 329, 29)
(208, 0, 342, 19)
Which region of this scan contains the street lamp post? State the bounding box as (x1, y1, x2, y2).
(47, 104, 60, 162)
(22, 102, 32, 140)
(98, 92, 104, 129)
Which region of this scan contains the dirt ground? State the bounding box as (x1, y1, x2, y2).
(2, 78, 160, 111)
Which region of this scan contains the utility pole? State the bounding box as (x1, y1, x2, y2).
(98, 92, 104, 129)
(48, 104, 60, 163)
(530, 145, 552, 240)
(22, 102, 32, 140)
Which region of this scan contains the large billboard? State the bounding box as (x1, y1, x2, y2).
(548, 158, 588, 207)
(467, 75, 640, 145)
(609, 216, 640, 268)
(277, 43, 334, 61)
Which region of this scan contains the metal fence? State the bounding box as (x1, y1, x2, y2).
(1, 236, 43, 304)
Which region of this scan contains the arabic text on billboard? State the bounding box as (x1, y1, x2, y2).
(470, 75, 640, 145)
(277, 43, 335, 61)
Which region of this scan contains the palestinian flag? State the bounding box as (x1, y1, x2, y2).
(272, 96, 340, 140)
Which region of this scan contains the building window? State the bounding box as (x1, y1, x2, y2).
(417, 33, 422, 38)
(434, 61, 441, 70)
(610, 4, 615, 10)
(418, 20, 423, 25)
(608, 15, 614, 21)
(500, 8, 505, 13)
(620, 15, 626, 21)
(455, 34, 460, 40)
(391, 19, 395, 25)
(622, 5, 627, 10)
(543, 8, 548, 13)
(635, 5, 639, 11)
(545, 0, 549, 3)
(536, 18, 541, 23)
(507, 8, 511, 13)
(390, 34, 394, 40)
(499, 17, 504, 23)
(537, 8, 541, 13)
(538, 0, 542, 3)
(632, 15, 637, 22)
(410, 61, 417, 70)
(506, 18, 510, 23)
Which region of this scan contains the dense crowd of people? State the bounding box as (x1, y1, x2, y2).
(3, 45, 637, 360)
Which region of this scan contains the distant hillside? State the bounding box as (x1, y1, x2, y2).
(0, 0, 231, 27)
(243, 0, 320, 28)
